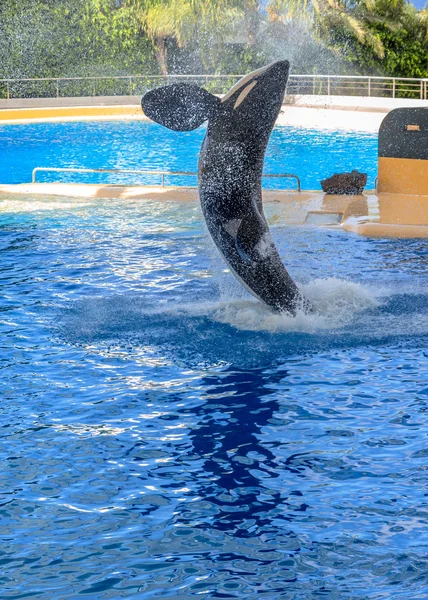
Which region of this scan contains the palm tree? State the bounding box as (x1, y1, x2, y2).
(125, 0, 241, 75)
(133, 0, 196, 75)
(232, 0, 262, 46)
(267, 0, 385, 60)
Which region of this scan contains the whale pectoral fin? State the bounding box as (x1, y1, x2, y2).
(142, 84, 220, 131)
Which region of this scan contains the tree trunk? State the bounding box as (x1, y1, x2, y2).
(155, 36, 168, 75)
(245, 6, 259, 46)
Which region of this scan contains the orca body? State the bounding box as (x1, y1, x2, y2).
(142, 61, 307, 314)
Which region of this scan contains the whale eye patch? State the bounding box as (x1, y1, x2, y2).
(234, 81, 258, 109)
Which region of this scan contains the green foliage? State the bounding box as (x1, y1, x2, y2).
(0, 0, 156, 80)
(305, 0, 428, 77)
(267, 0, 428, 78)
(0, 0, 427, 83)
(343, 21, 428, 78)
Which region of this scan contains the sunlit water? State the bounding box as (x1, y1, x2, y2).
(0, 121, 378, 188)
(1, 193, 428, 600)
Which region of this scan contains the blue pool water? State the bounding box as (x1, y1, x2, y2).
(1, 123, 428, 599)
(0, 121, 378, 189)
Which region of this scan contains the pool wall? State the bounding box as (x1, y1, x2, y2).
(2, 94, 427, 130)
(0, 104, 144, 123)
(0, 96, 141, 110)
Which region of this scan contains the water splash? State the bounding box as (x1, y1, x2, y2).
(211, 277, 380, 332)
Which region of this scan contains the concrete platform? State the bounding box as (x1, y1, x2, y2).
(2, 182, 427, 238)
(2, 94, 428, 130)
(0, 182, 200, 201)
(341, 192, 428, 237)
(0, 95, 142, 110)
(0, 104, 145, 123)
(0, 184, 324, 225)
(342, 220, 428, 238)
(0, 103, 383, 131)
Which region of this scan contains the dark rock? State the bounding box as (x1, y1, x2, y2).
(321, 170, 367, 195)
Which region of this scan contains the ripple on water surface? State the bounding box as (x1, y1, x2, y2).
(1, 196, 428, 599)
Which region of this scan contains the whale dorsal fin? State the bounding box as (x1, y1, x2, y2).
(142, 83, 220, 131)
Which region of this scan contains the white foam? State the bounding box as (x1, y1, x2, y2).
(209, 277, 380, 332)
(302, 277, 380, 320)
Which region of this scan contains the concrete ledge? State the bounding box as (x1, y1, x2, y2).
(0, 182, 321, 203)
(0, 104, 146, 123)
(3, 183, 428, 238)
(0, 95, 142, 109)
(0, 183, 198, 201)
(284, 95, 428, 113)
(342, 219, 428, 238)
(2, 94, 418, 130)
(3, 94, 428, 112)
(0, 103, 385, 131)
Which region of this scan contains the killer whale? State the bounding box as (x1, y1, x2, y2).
(142, 61, 307, 314)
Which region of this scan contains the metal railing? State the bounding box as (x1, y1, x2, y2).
(263, 172, 301, 191)
(287, 74, 428, 99)
(2, 73, 428, 101)
(31, 167, 301, 191)
(32, 167, 196, 186)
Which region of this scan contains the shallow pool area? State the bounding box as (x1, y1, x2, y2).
(1, 195, 428, 599)
(1, 121, 378, 189)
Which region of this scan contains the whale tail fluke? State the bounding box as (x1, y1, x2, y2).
(142, 83, 220, 131)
